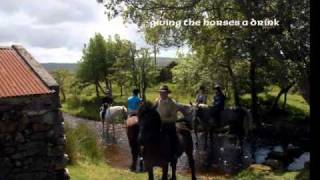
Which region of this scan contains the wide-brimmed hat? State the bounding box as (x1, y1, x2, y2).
(158, 85, 171, 93)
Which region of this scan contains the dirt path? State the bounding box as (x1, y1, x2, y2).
(63, 113, 230, 179)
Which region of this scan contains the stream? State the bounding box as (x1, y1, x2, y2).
(101, 124, 309, 176)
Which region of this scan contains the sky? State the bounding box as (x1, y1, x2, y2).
(0, 0, 185, 63)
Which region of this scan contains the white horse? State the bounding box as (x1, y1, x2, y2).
(99, 104, 128, 141)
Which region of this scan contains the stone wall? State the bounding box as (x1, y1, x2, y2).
(0, 93, 69, 180)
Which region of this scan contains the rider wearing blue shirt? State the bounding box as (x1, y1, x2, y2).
(127, 88, 142, 116)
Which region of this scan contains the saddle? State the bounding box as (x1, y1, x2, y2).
(126, 115, 139, 127)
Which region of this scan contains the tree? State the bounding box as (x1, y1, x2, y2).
(77, 33, 118, 97)
(112, 35, 134, 96)
(128, 42, 139, 88)
(102, 0, 310, 125)
(51, 69, 72, 102)
(136, 48, 157, 100)
(144, 27, 161, 68)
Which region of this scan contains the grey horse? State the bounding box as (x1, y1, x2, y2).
(191, 103, 255, 150)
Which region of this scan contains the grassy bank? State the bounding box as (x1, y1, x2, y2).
(65, 121, 146, 180)
(68, 162, 146, 180)
(233, 168, 301, 180)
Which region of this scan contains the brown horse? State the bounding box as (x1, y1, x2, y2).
(125, 115, 144, 172)
(137, 105, 196, 180)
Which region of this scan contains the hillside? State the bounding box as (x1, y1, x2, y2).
(41, 63, 78, 72)
(41, 57, 178, 72)
(156, 57, 178, 66)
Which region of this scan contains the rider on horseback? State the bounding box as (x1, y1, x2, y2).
(195, 85, 207, 104)
(154, 85, 180, 159)
(102, 89, 113, 106)
(101, 89, 114, 118)
(127, 88, 143, 117)
(211, 84, 226, 128)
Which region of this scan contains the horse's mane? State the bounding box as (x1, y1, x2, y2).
(137, 104, 161, 129)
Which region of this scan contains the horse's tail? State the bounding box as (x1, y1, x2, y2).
(122, 106, 128, 120)
(240, 107, 255, 136)
(99, 105, 106, 122)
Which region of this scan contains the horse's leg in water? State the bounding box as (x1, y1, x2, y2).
(161, 164, 169, 180)
(193, 120, 199, 148)
(106, 121, 109, 140)
(129, 143, 138, 171)
(102, 119, 105, 138)
(209, 127, 214, 148)
(186, 144, 197, 180)
(112, 118, 116, 142)
(204, 130, 208, 150)
(194, 128, 199, 149)
(171, 159, 177, 180)
(138, 152, 144, 172)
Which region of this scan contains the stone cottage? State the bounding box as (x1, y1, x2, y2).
(0, 45, 69, 180)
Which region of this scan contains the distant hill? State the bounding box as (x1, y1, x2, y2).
(41, 57, 178, 72)
(156, 57, 178, 67)
(41, 63, 78, 72)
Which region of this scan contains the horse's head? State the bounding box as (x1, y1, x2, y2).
(176, 103, 196, 123)
(137, 103, 161, 145)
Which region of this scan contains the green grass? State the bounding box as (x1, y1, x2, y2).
(67, 162, 305, 180)
(68, 161, 199, 180)
(68, 162, 147, 180)
(233, 169, 300, 180)
(64, 121, 145, 179)
(65, 122, 104, 164)
(240, 85, 309, 119)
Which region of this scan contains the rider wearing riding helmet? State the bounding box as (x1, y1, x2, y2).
(154, 85, 180, 159)
(211, 84, 226, 128)
(127, 88, 143, 116)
